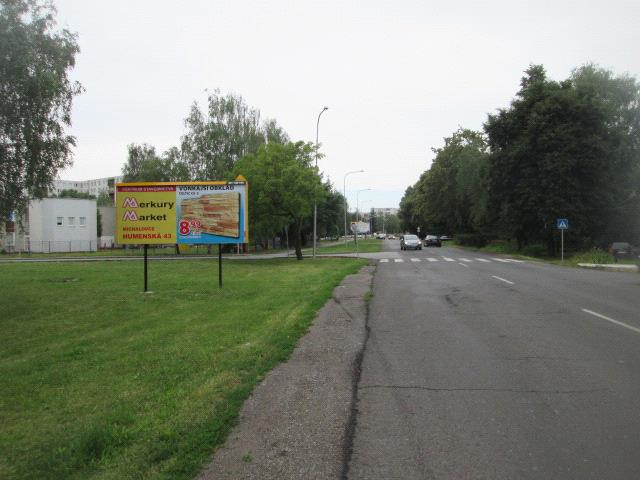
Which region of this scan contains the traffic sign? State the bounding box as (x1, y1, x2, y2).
(556, 218, 569, 230)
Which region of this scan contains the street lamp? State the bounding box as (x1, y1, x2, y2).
(356, 188, 371, 222)
(343, 169, 364, 245)
(313, 106, 328, 259)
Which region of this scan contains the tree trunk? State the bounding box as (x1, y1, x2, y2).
(175, 244, 180, 255)
(293, 219, 303, 260)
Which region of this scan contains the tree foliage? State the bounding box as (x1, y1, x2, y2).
(0, 0, 82, 223)
(122, 144, 189, 182)
(234, 141, 325, 259)
(180, 90, 288, 181)
(400, 64, 640, 253)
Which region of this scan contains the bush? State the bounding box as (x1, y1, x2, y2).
(570, 248, 615, 264)
(520, 244, 546, 257)
(455, 233, 488, 247)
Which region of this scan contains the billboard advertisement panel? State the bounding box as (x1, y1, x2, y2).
(116, 180, 248, 245)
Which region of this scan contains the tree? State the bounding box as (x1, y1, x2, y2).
(57, 188, 94, 199)
(122, 143, 189, 182)
(234, 141, 325, 259)
(181, 90, 273, 180)
(0, 0, 82, 224)
(485, 64, 640, 252)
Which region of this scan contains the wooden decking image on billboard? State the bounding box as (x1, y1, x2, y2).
(179, 192, 241, 238)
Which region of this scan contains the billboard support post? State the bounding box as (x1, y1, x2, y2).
(218, 244, 222, 288)
(143, 244, 149, 292)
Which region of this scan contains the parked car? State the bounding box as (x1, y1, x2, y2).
(609, 242, 635, 261)
(424, 235, 442, 247)
(401, 234, 422, 250)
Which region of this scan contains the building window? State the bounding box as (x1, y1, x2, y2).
(68, 216, 75, 227)
(79, 216, 86, 227)
(56, 217, 63, 226)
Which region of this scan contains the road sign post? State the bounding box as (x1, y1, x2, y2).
(556, 219, 569, 263)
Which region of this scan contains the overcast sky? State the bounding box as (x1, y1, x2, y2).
(54, 0, 640, 209)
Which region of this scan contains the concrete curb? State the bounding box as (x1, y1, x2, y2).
(577, 263, 639, 273)
(198, 265, 375, 480)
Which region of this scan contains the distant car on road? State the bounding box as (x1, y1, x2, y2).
(424, 235, 442, 247)
(387, 235, 396, 240)
(439, 235, 452, 241)
(401, 234, 422, 250)
(376, 233, 387, 239)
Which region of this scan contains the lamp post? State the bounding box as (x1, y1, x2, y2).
(343, 169, 364, 245)
(356, 188, 371, 222)
(313, 106, 328, 259)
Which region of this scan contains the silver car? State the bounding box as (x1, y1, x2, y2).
(401, 234, 422, 250)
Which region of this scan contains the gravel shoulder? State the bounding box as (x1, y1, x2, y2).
(198, 265, 374, 480)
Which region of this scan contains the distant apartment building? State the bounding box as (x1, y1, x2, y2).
(51, 175, 123, 202)
(371, 207, 399, 216)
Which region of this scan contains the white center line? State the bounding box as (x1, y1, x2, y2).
(410, 258, 420, 262)
(394, 258, 404, 263)
(458, 258, 472, 262)
(494, 258, 511, 263)
(491, 275, 514, 285)
(426, 258, 438, 262)
(506, 259, 525, 263)
(458, 262, 469, 268)
(581, 308, 640, 334)
(379, 259, 389, 263)
(475, 258, 490, 262)
(442, 257, 455, 262)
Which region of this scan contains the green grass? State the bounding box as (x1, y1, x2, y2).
(0, 257, 366, 479)
(309, 238, 383, 254)
(453, 241, 640, 268)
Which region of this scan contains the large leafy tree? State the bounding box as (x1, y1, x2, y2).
(122, 144, 189, 182)
(485, 64, 640, 252)
(180, 90, 287, 180)
(0, 0, 82, 223)
(234, 141, 325, 259)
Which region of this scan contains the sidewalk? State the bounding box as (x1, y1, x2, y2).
(198, 265, 374, 480)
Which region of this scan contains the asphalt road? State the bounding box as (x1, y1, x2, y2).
(347, 240, 640, 480)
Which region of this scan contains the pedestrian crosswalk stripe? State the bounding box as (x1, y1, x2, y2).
(380, 259, 389, 263)
(476, 258, 490, 262)
(458, 258, 472, 262)
(410, 258, 420, 262)
(394, 258, 404, 263)
(426, 258, 438, 262)
(442, 257, 455, 262)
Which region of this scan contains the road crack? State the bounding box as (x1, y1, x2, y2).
(359, 385, 608, 394)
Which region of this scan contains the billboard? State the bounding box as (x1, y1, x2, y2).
(116, 179, 248, 245)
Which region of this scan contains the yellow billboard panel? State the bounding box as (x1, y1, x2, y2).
(116, 185, 177, 244)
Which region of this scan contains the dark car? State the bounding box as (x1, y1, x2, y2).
(424, 235, 442, 247)
(609, 242, 634, 261)
(401, 234, 422, 250)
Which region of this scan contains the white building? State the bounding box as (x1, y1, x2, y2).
(25, 198, 98, 252)
(51, 176, 123, 202)
(371, 207, 399, 216)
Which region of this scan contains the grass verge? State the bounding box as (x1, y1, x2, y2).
(309, 238, 383, 254)
(0, 257, 366, 479)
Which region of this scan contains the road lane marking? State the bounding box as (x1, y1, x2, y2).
(506, 259, 525, 263)
(491, 275, 514, 285)
(394, 259, 404, 263)
(581, 309, 640, 334)
(494, 258, 511, 263)
(458, 258, 472, 262)
(458, 262, 469, 268)
(379, 259, 389, 263)
(426, 257, 438, 262)
(410, 258, 420, 262)
(442, 257, 455, 262)
(475, 258, 490, 262)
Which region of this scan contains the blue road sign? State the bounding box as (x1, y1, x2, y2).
(556, 218, 569, 229)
